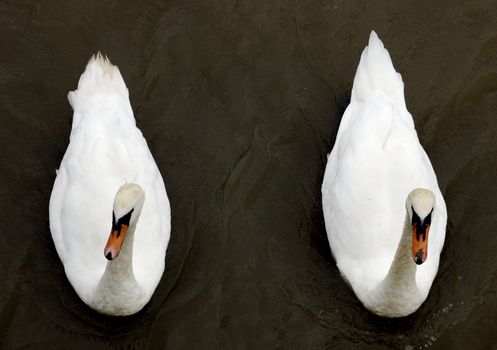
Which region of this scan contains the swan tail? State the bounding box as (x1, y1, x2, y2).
(351, 31, 406, 109)
(68, 53, 129, 110)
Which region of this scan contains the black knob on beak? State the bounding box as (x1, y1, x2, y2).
(414, 250, 424, 265)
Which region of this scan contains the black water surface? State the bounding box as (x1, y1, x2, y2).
(0, 1, 496, 349)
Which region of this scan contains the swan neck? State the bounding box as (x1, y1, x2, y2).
(382, 214, 417, 289)
(90, 221, 147, 316)
(367, 213, 420, 316)
(103, 223, 137, 280)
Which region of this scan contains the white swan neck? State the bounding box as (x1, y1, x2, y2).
(103, 223, 137, 280)
(367, 214, 421, 317)
(382, 214, 418, 289)
(91, 223, 146, 316)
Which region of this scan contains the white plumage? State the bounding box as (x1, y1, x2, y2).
(321, 32, 447, 317)
(50, 54, 171, 316)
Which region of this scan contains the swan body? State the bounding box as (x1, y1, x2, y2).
(49, 54, 171, 316)
(321, 32, 447, 317)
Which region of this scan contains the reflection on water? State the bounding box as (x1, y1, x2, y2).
(1, 0, 497, 349)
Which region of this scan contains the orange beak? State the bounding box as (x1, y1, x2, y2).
(104, 224, 128, 260)
(412, 223, 430, 265)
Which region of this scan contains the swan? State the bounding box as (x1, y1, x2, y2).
(321, 32, 447, 317)
(49, 54, 171, 316)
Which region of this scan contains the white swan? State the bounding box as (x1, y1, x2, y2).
(49, 54, 171, 316)
(321, 32, 447, 317)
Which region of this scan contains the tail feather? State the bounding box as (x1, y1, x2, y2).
(351, 31, 406, 110)
(68, 53, 128, 110)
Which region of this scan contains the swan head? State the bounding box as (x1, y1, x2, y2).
(406, 188, 435, 265)
(104, 183, 145, 261)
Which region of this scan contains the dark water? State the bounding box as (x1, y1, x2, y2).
(1, 0, 497, 349)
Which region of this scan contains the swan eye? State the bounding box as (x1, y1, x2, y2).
(112, 209, 134, 232)
(411, 207, 433, 227)
(411, 207, 433, 242)
(424, 209, 433, 226)
(411, 206, 421, 226)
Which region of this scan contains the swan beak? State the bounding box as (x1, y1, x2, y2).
(104, 224, 128, 261)
(411, 223, 430, 265)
